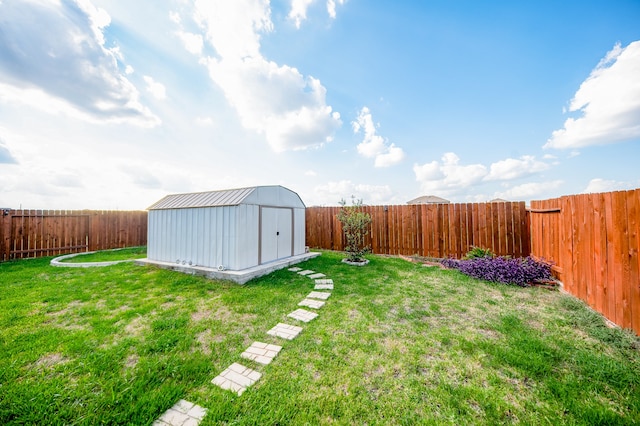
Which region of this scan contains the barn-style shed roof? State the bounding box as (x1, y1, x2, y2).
(147, 185, 304, 210)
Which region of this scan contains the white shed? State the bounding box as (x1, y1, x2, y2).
(140, 186, 317, 283)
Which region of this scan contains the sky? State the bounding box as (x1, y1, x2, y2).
(1, 0, 639, 210)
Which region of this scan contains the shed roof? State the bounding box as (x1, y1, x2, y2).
(147, 186, 305, 210)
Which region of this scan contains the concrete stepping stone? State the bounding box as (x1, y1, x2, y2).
(297, 270, 315, 276)
(315, 278, 334, 285)
(307, 291, 331, 300)
(314, 283, 333, 290)
(212, 363, 261, 396)
(308, 273, 326, 279)
(267, 323, 303, 340)
(298, 298, 325, 309)
(153, 399, 207, 426)
(288, 308, 318, 323)
(288, 267, 302, 272)
(241, 341, 282, 365)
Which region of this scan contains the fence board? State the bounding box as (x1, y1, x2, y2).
(0, 210, 147, 261)
(531, 189, 640, 335)
(305, 202, 529, 260)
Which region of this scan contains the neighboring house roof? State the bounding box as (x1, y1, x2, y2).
(489, 198, 509, 203)
(147, 185, 305, 210)
(407, 195, 451, 204)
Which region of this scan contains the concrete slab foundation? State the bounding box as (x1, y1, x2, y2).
(135, 252, 321, 284)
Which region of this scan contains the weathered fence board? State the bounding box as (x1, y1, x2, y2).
(305, 202, 530, 259)
(0, 210, 147, 261)
(531, 189, 640, 335)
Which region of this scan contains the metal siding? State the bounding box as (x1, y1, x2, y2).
(235, 204, 259, 270)
(146, 186, 307, 271)
(294, 207, 306, 255)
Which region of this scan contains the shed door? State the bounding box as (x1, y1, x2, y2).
(260, 207, 293, 264)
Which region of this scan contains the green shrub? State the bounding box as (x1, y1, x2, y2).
(337, 197, 372, 262)
(464, 246, 495, 259)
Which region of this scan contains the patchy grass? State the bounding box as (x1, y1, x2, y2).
(58, 246, 147, 263)
(1, 250, 639, 425)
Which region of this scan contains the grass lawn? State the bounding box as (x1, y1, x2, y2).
(1, 250, 639, 425)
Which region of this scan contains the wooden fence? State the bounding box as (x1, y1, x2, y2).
(0, 210, 147, 261)
(530, 190, 640, 335)
(306, 202, 530, 259)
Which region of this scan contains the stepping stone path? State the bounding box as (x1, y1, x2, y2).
(306, 291, 331, 300)
(241, 342, 282, 365)
(267, 323, 303, 340)
(153, 399, 207, 426)
(298, 298, 325, 309)
(315, 279, 334, 290)
(211, 363, 262, 396)
(288, 308, 319, 322)
(155, 265, 334, 424)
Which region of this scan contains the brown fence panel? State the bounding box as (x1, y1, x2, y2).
(0, 210, 147, 261)
(531, 189, 640, 335)
(305, 202, 530, 260)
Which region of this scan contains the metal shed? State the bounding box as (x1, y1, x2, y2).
(140, 185, 318, 283)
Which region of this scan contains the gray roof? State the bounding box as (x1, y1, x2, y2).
(407, 195, 451, 204)
(147, 186, 305, 210)
(148, 187, 257, 210)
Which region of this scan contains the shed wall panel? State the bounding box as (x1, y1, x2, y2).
(294, 208, 306, 255)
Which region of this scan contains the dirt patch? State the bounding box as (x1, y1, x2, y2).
(125, 315, 150, 337)
(124, 353, 139, 369)
(161, 296, 185, 310)
(33, 353, 69, 369)
(194, 330, 213, 355)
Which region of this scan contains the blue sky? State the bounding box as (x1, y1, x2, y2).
(1, 0, 639, 209)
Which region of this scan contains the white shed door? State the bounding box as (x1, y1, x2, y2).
(260, 207, 293, 264)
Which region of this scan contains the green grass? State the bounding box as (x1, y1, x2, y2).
(58, 246, 147, 263)
(1, 250, 639, 425)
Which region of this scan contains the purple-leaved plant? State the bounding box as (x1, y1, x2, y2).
(441, 256, 552, 287)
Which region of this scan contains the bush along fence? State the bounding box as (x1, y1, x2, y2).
(530, 189, 640, 336)
(0, 209, 147, 261)
(306, 201, 530, 259)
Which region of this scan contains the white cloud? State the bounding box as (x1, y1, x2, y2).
(583, 178, 639, 194)
(0, 137, 17, 164)
(143, 76, 167, 100)
(195, 116, 214, 126)
(327, 0, 345, 19)
(545, 40, 640, 149)
(352, 107, 405, 167)
(485, 155, 549, 180)
(0, 0, 159, 127)
(413, 152, 487, 196)
(414, 152, 554, 195)
(194, 0, 341, 151)
(289, 0, 314, 29)
(175, 30, 204, 55)
(288, 0, 344, 27)
(312, 180, 393, 205)
(494, 180, 564, 201)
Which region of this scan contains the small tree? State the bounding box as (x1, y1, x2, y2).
(337, 196, 372, 262)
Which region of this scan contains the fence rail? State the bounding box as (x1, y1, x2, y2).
(306, 202, 530, 259)
(0, 210, 147, 261)
(530, 190, 640, 335)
